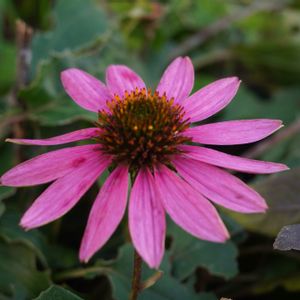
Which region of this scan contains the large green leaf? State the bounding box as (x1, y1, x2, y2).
(20, 44, 144, 127)
(0, 238, 51, 299)
(0, 42, 16, 94)
(224, 87, 300, 168)
(0, 204, 5, 221)
(31, 0, 109, 73)
(100, 244, 215, 300)
(0, 210, 48, 266)
(0, 143, 16, 201)
(180, 0, 227, 29)
(168, 221, 238, 280)
(29, 95, 95, 127)
(252, 257, 300, 294)
(228, 168, 300, 236)
(235, 40, 300, 86)
(20, 58, 95, 126)
(224, 87, 300, 125)
(35, 286, 83, 300)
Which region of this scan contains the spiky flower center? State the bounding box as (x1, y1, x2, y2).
(96, 88, 191, 172)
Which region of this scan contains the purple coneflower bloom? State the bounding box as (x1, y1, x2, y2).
(0, 57, 288, 268)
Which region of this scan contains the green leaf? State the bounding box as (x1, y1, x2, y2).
(102, 243, 209, 300)
(0, 42, 16, 94)
(0, 143, 16, 201)
(45, 244, 78, 270)
(31, 96, 95, 126)
(224, 87, 300, 125)
(0, 210, 48, 266)
(31, 0, 109, 73)
(0, 238, 51, 299)
(222, 86, 265, 121)
(20, 58, 95, 126)
(262, 88, 300, 124)
(35, 286, 83, 300)
(21, 41, 144, 127)
(261, 126, 300, 168)
(0, 204, 5, 220)
(0, 186, 15, 203)
(252, 257, 300, 293)
(182, 0, 227, 29)
(227, 167, 300, 236)
(223, 87, 300, 168)
(168, 221, 238, 280)
(140, 277, 215, 300)
(260, 273, 300, 292)
(235, 42, 300, 86)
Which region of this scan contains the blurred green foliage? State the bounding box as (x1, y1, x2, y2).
(0, 0, 300, 299)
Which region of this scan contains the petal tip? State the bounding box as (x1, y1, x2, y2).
(143, 256, 162, 269)
(174, 56, 184, 61)
(256, 206, 268, 214)
(60, 68, 77, 81)
(227, 76, 240, 83)
(149, 262, 161, 269)
(229, 76, 241, 89)
(183, 56, 192, 63)
(279, 164, 290, 172)
(253, 201, 268, 213)
(60, 68, 81, 87)
(213, 218, 230, 243)
(236, 78, 242, 86)
(79, 244, 94, 263)
(20, 212, 39, 230)
(19, 219, 31, 231)
(212, 229, 230, 243)
(220, 227, 230, 242)
(5, 138, 25, 145)
(5, 138, 13, 143)
(270, 120, 284, 134)
(79, 252, 90, 264)
(266, 163, 290, 174)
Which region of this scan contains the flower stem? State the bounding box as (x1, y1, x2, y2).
(130, 250, 142, 300)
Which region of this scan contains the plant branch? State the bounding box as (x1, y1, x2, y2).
(243, 118, 300, 159)
(54, 266, 112, 281)
(170, 0, 288, 59)
(130, 250, 143, 300)
(14, 20, 33, 91)
(8, 20, 33, 162)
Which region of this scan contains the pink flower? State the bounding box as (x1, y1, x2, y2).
(1, 57, 288, 268)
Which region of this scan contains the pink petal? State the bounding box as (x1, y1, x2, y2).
(106, 65, 146, 97)
(154, 165, 228, 242)
(79, 165, 129, 262)
(1, 145, 103, 187)
(156, 57, 194, 103)
(129, 168, 166, 268)
(20, 154, 111, 229)
(174, 156, 267, 213)
(182, 77, 240, 123)
(185, 119, 283, 145)
(61, 68, 111, 112)
(180, 145, 289, 174)
(5, 128, 100, 146)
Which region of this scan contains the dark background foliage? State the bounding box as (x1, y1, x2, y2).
(0, 0, 300, 299)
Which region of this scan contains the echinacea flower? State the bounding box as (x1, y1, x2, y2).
(0, 57, 288, 268)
